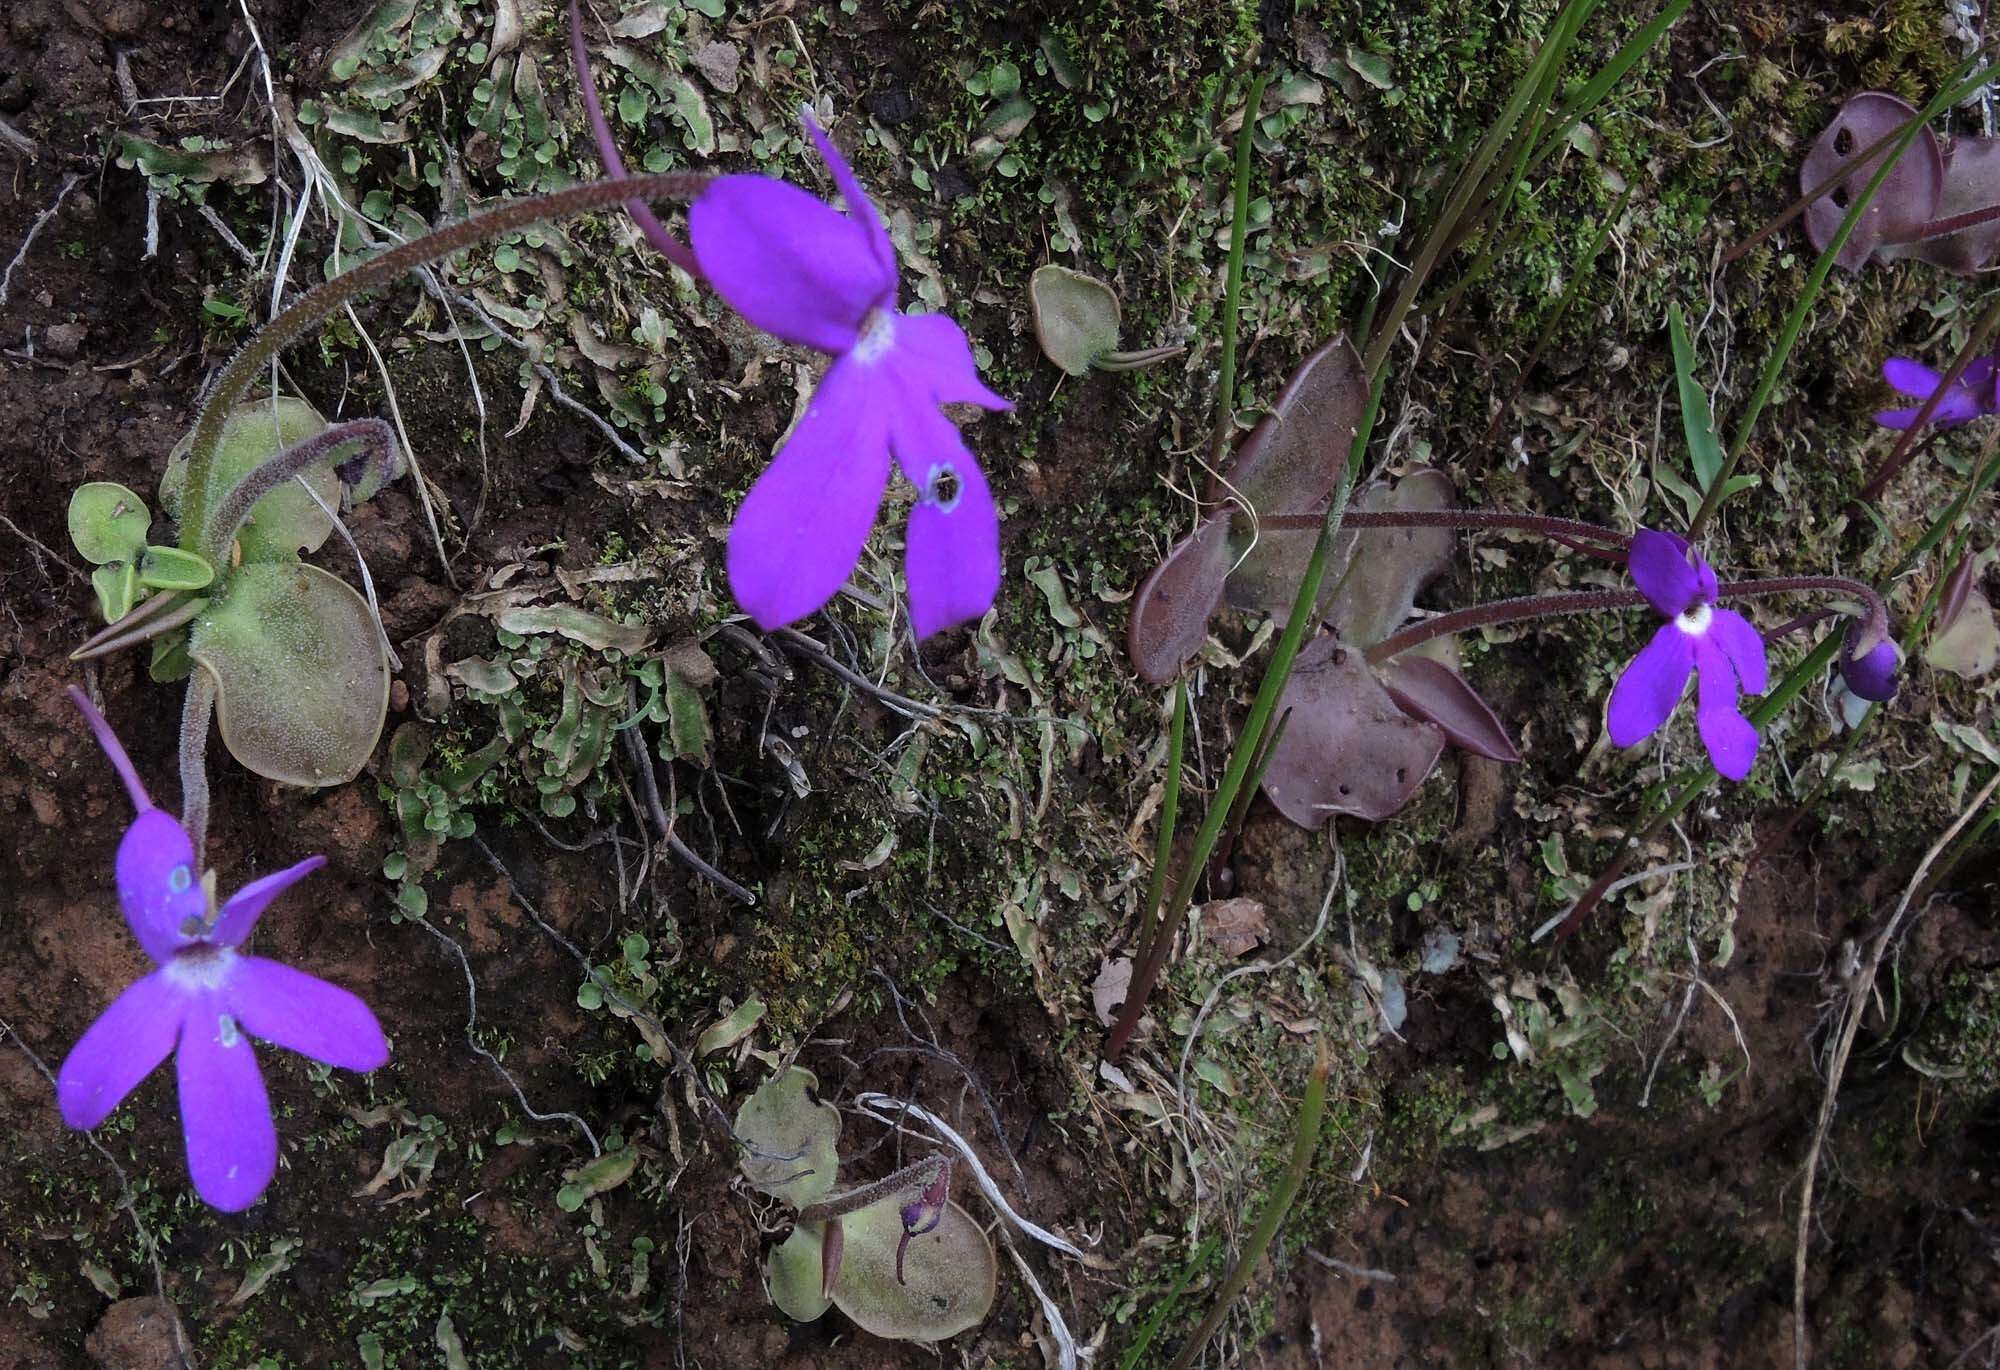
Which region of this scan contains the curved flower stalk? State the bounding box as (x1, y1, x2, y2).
(567, 8, 1010, 637)
(55, 687, 388, 1211)
(1606, 531, 1770, 780)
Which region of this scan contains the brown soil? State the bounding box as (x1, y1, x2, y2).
(2, 1, 1997, 1368)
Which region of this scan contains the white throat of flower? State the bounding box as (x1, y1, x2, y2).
(164, 945, 239, 994)
(1675, 601, 1714, 636)
(853, 309, 896, 364)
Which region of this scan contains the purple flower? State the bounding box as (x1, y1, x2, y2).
(1838, 628, 1901, 702)
(1606, 531, 1770, 781)
(55, 689, 388, 1212)
(688, 111, 1012, 639)
(1875, 356, 1998, 430)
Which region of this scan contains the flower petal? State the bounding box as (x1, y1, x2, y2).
(726, 359, 891, 630)
(176, 996, 277, 1211)
(56, 970, 185, 1130)
(1882, 357, 1943, 398)
(1693, 639, 1759, 781)
(1627, 529, 1699, 618)
(883, 313, 1012, 411)
(1873, 406, 1924, 431)
(116, 810, 206, 963)
(1708, 607, 1769, 694)
(801, 111, 897, 297)
(1607, 623, 1693, 748)
(902, 430, 1001, 639)
(227, 956, 389, 1072)
(1840, 636, 1901, 702)
(689, 175, 894, 354)
(210, 856, 326, 948)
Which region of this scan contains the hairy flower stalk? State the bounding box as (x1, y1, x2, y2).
(174, 172, 711, 557)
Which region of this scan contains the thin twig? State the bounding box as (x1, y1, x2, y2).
(0, 512, 83, 579)
(1792, 769, 2000, 1369)
(618, 727, 758, 905)
(408, 916, 601, 1154)
(775, 628, 942, 720)
(0, 114, 36, 161)
(0, 173, 81, 309)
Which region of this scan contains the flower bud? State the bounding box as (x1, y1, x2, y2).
(1838, 631, 1900, 703)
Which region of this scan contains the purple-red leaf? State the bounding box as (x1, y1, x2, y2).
(1128, 513, 1233, 685)
(1939, 555, 1978, 633)
(1800, 92, 1943, 271)
(1261, 635, 1444, 826)
(1380, 654, 1520, 762)
(1914, 134, 2000, 272)
(1322, 469, 1456, 648)
(1215, 336, 1367, 517)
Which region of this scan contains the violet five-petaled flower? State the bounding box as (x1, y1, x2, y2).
(686, 111, 1013, 639)
(1874, 355, 1999, 430)
(54, 688, 388, 1212)
(1606, 531, 1771, 781)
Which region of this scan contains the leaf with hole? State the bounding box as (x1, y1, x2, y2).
(1260, 635, 1445, 825)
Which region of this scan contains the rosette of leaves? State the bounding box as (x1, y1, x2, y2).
(1028, 265, 1184, 375)
(66, 481, 215, 623)
(1127, 337, 1517, 823)
(1801, 92, 2000, 273)
(734, 1067, 996, 1342)
(168, 398, 404, 786)
(72, 394, 405, 787)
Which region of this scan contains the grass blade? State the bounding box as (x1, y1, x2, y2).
(1667, 303, 1725, 492)
(1163, 1038, 1330, 1370)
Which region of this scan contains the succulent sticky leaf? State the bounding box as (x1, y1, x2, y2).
(1028, 265, 1122, 375)
(1379, 654, 1519, 762)
(829, 1197, 996, 1343)
(733, 1066, 842, 1208)
(68, 482, 153, 566)
(1320, 469, 1456, 649)
(136, 545, 216, 592)
(1127, 513, 1233, 685)
(766, 1222, 835, 1323)
(90, 563, 141, 622)
(1913, 135, 2000, 273)
(188, 562, 389, 786)
(1216, 336, 1366, 518)
(162, 396, 338, 562)
(1261, 634, 1445, 825)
